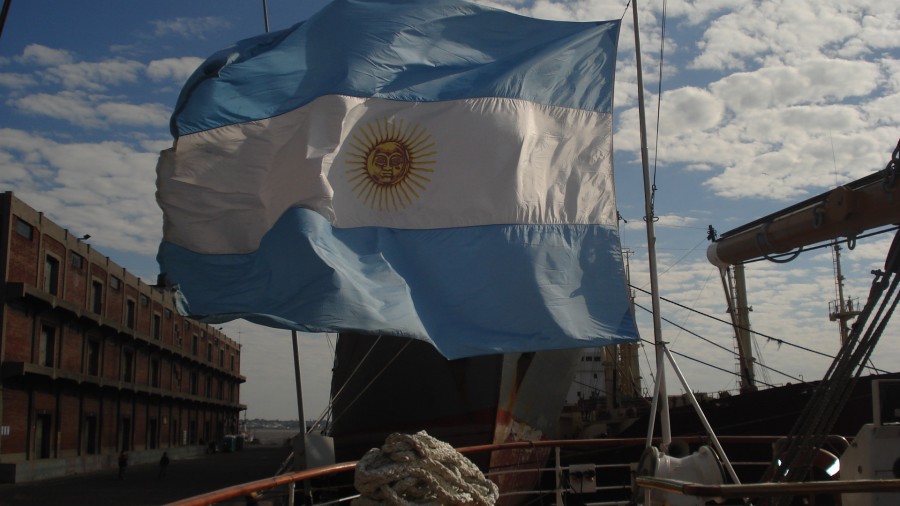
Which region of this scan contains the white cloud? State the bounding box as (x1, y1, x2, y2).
(152, 17, 232, 39)
(710, 60, 880, 112)
(12, 91, 103, 127)
(146, 57, 204, 83)
(863, 92, 900, 127)
(17, 44, 74, 66)
(659, 86, 724, 132)
(0, 72, 37, 89)
(691, 2, 865, 70)
(855, 9, 900, 52)
(96, 101, 170, 127)
(881, 57, 900, 92)
(11, 91, 169, 129)
(524, 0, 627, 22)
(661, 0, 746, 25)
(141, 138, 176, 153)
(40, 59, 144, 92)
(0, 128, 164, 256)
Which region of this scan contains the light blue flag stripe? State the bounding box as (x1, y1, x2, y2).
(172, 0, 620, 136)
(159, 208, 637, 359)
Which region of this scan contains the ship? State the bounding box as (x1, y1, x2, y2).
(328, 334, 584, 499)
(565, 169, 900, 443)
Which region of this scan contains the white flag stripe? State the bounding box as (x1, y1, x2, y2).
(159, 95, 615, 255)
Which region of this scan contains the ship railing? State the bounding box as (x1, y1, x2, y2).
(165, 435, 888, 506)
(635, 476, 900, 502)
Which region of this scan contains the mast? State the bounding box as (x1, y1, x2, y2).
(604, 249, 642, 407)
(631, 0, 671, 446)
(620, 249, 642, 399)
(729, 264, 758, 392)
(828, 241, 860, 346)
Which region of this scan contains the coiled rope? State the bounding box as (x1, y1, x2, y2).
(353, 431, 499, 506)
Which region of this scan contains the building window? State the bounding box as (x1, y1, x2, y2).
(44, 255, 60, 296)
(171, 419, 180, 447)
(39, 325, 56, 367)
(120, 417, 132, 452)
(35, 413, 53, 458)
(71, 252, 84, 270)
(110, 276, 121, 290)
(174, 325, 182, 346)
(86, 339, 100, 376)
(126, 299, 135, 329)
(191, 335, 199, 356)
(91, 280, 103, 314)
(152, 313, 161, 340)
(148, 418, 158, 450)
(230, 354, 235, 372)
(150, 357, 160, 387)
(15, 217, 33, 240)
(139, 294, 149, 307)
(190, 371, 198, 395)
(207, 342, 213, 362)
(122, 349, 134, 382)
(164, 308, 172, 320)
(205, 375, 212, 398)
(219, 349, 225, 368)
(83, 415, 98, 455)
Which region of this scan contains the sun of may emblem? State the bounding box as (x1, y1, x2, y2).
(345, 117, 436, 211)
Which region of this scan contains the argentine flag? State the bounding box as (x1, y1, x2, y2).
(156, 0, 639, 359)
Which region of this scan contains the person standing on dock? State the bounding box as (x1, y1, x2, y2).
(117, 451, 128, 480)
(158, 452, 170, 479)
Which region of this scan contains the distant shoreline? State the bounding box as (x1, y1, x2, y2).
(248, 428, 299, 446)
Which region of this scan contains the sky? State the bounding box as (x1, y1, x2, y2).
(1, 0, 899, 422)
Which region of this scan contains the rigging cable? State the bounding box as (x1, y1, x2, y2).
(312, 336, 411, 433)
(656, 236, 708, 281)
(329, 337, 414, 427)
(619, 0, 632, 21)
(668, 262, 715, 348)
(630, 284, 892, 375)
(638, 235, 709, 292)
(635, 302, 799, 386)
(647, 0, 668, 222)
(639, 337, 778, 389)
(751, 325, 774, 386)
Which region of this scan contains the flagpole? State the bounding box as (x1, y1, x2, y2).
(631, 0, 672, 448)
(291, 330, 307, 468)
(258, 3, 308, 478)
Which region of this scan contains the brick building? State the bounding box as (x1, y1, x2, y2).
(0, 192, 246, 482)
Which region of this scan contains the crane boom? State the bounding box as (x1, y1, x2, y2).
(708, 166, 900, 267)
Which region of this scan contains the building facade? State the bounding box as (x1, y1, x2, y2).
(0, 192, 246, 483)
